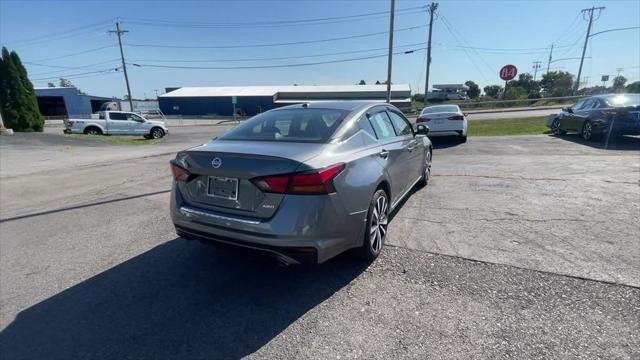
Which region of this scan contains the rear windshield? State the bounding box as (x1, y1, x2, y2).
(422, 105, 459, 114)
(604, 94, 640, 107)
(218, 108, 349, 143)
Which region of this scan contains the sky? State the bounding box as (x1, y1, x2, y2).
(1, 0, 638, 99)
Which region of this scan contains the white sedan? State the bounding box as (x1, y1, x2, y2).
(416, 105, 468, 142)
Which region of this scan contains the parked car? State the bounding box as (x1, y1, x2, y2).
(169, 102, 432, 265)
(548, 94, 640, 141)
(416, 104, 468, 142)
(64, 111, 168, 139)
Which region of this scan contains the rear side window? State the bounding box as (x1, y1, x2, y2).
(387, 111, 413, 136)
(368, 111, 396, 139)
(109, 112, 127, 121)
(219, 108, 349, 143)
(358, 116, 377, 139)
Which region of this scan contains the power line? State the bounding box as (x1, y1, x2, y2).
(30, 68, 120, 81)
(128, 47, 425, 70)
(26, 59, 122, 76)
(124, 25, 426, 49)
(589, 26, 640, 37)
(122, 6, 426, 28)
(439, 14, 491, 81)
(3, 20, 113, 45)
(29, 45, 117, 62)
(128, 42, 426, 63)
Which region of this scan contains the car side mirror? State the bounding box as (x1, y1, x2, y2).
(415, 124, 429, 135)
(563, 107, 573, 114)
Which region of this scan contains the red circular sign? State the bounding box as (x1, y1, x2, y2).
(499, 64, 518, 81)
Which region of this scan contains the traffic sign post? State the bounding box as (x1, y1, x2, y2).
(231, 96, 237, 122)
(499, 64, 518, 99)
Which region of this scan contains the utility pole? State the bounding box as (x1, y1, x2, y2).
(385, 0, 396, 103)
(574, 6, 605, 94)
(532, 61, 541, 81)
(424, 2, 438, 105)
(546, 43, 554, 74)
(109, 22, 133, 111)
(616, 68, 623, 77)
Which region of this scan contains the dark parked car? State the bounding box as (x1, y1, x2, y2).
(548, 94, 640, 141)
(170, 102, 432, 265)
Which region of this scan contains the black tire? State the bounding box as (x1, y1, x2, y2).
(417, 147, 432, 188)
(460, 135, 467, 143)
(581, 121, 597, 141)
(358, 189, 389, 261)
(150, 127, 165, 139)
(83, 126, 102, 135)
(551, 118, 566, 135)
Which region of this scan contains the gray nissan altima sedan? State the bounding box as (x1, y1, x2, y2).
(170, 101, 432, 264)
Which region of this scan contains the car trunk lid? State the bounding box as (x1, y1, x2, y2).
(177, 140, 325, 219)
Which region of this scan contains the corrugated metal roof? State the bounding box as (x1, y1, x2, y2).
(160, 84, 411, 98)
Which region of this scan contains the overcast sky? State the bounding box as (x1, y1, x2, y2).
(1, 0, 638, 98)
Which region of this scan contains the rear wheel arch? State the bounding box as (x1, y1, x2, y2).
(376, 180, 391, 200)
(83, 125, 102, 135)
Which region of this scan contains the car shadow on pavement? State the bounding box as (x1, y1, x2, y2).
(0, 239, 368, 359)
(429, 136, 465, 149)
(551, 134, 640, 151)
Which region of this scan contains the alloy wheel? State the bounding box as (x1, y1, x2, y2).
(152, 129, 163, 139)
(551, 119, 562, 135)
(369, 194, 389, 254)
(425, 149, 432, 181)
(582, 122, 592, 140)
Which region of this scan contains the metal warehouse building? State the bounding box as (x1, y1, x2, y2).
(35, 87, 114, 118)
(158, 84, 412, 117)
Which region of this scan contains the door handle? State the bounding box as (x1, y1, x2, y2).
(407, 140, 417, 152)
(379, 150, 389, 159)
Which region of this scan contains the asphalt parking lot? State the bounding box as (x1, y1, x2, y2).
(0, 128, 639, 359)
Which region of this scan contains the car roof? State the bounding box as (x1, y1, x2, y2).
(275, 101, 388, 112)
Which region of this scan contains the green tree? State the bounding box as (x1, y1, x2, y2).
(508, 73, 541, 98)
(540, 71, 573, 97)
(47, 82, 55, 87)
(58, 78, 73, 87)
(612, 75, 627, 91)
(505, 85, 527, 100)
(483, 85, 502, 98)
(464, 80, 480, 99)
(0, 47, 43, 132)
(375, 80, 381, 85)
(626, 81, 640, 93)
(358, 80, 366, 85)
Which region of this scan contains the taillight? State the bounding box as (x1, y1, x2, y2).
(251, 163, 345, 195)
(170, 160, 191, 181)
(448, 115, 464, 120)
(252, 174, 289, 193)
(416, 116, 430, 123)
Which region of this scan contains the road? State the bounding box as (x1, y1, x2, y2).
(1, 128, 639, 359)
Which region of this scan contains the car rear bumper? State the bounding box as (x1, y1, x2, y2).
(170, 185, 367, 264)
(427, 130, 465, 137)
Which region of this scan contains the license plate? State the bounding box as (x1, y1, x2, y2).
(207, 176, 239, 200)
(434, 119, 445, 124)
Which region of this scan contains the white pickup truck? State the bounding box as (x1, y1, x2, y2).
(64, 111, 169, 139)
